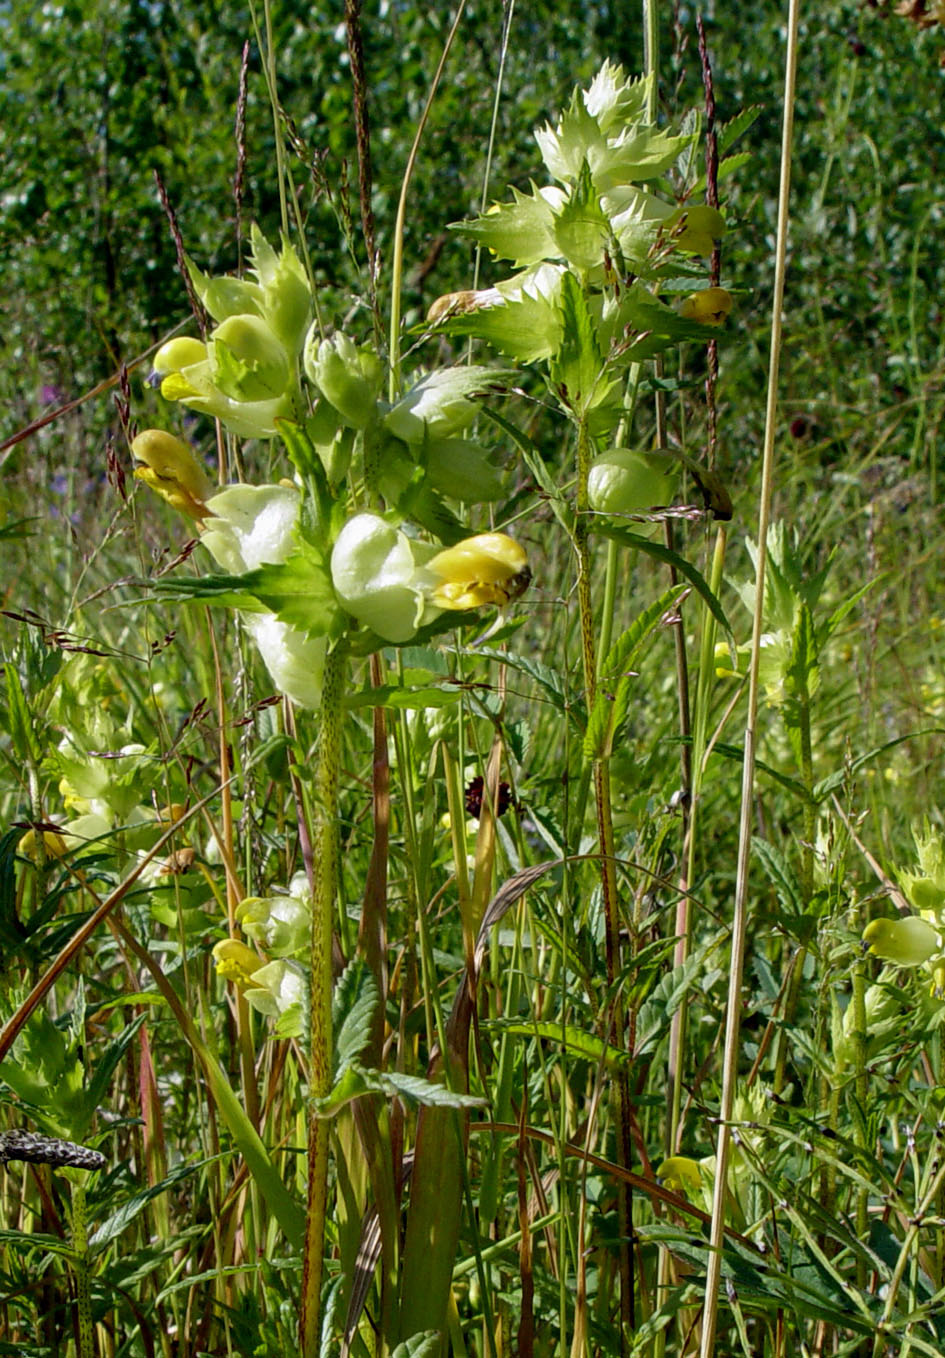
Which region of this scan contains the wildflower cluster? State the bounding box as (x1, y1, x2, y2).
(213, 873, 312, 1035)
(134, 233, 530, 709)
(864, 823, 945, 993)
(428, 61, 737, 513)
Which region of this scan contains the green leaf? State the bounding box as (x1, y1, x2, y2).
(718, 105, 762, 154)
(551, 270, 605, 417)
(277, 417, 333, 533)
(333, 960, 379, 1079)
(4, 662, 40, 763)
(376, 1070, 485, 1109)
(432, 279, 562, 362)
(450, 183, 558, 267)
(390, 1335, 442, 1358)
(585, 583, 689, 760)
(481, 1018, 631, 1070)
(344, 683, 465, 712)
(595, 525, 732, 640)
(474, 646, 569, 713)
(153, 544, 341, 640)
(243, 543, 340, 638)
(0, 517, 36, 541)
(752, 836, 803, 916)
(551, 162, 611, 271)
(90, 1160, 208, 1248)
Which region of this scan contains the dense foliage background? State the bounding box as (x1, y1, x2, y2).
(2, 1, 945, 1354)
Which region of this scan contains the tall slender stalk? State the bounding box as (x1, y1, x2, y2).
(698, 0, 802, 1350)
(299, 645, 346, 1357)
(573, 413, 634, 1344)
(388, 0, 468, 396)
(70, 1179, 95, 1358)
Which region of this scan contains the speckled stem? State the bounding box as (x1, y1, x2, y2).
(299, 646, 345, 1356)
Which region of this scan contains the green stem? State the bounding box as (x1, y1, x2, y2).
(299, 645, 346, 1357)
(71, 1179, 95, 1358)
(574, 414, 634, 1345)
(698, 0, 801, 1346)
(388, 0, 467, 397)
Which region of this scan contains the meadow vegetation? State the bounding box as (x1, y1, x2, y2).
(1, 1, 945, 1354)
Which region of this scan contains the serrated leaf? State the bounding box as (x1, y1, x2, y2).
(3, 663, 40, 763)
(276, 418, 333, 532)
(752, 836, 803, 915)
(390, 1334, 442, 1358)
(377, 1071, 485, 1109)
(450, 183, 558, 267)
(240, 544, 340, 639)
(551, 162, 611, 271)
(333, 960, 379, 1079)
(344, 683, 465, 712)
(433, 284, 562, 362)
(474, 646, 567, 711)
(481, 1018, 631, 1069)
(551, 271, 605, 417)
(718, 105, 762, 154)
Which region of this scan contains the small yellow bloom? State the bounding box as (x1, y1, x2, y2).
(212, 938, 263, 987)
(132, 429, 213, 521)
(660, 1156, 704, 1196)
(665, 205, 726, 256)
(18, 828, 68, 863)
(155, 803, 187, 826)
(679, 287, 733, 326)
(428, 533, 530, 610)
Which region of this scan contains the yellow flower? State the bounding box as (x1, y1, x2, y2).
(131, 429, 213, 521)
(18, 828, 68, 863)
(659, 1156, 704, 1197)
(212, 938, 263, 987)
(428, 533, 530, 610)
(679, 287, 733, 326)
(665, 205, 726, 256)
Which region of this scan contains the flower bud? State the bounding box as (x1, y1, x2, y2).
(210, 314, 290, 402)
(244, 614, 325, 710)
(18, 828, 68, 863)
(243, 959, 305, 1030)
(201, 484, 300, 572)
(429, 533, 530, 610)
(679, 287, 733, 325)
(303, 330, 381, 429)
(132, 428, 213, 520)
(659, 1156, 704, 1197)
(587, 448, 675, 514)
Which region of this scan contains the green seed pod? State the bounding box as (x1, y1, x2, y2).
(587, 448, 676, 514)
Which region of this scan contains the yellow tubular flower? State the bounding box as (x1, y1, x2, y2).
(429, 533, 530, 610)
(18, 828, 68, 863)
(131, 429, 213, 521)
(679, 287, 733, 326)
(212, 938, 263, 987)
